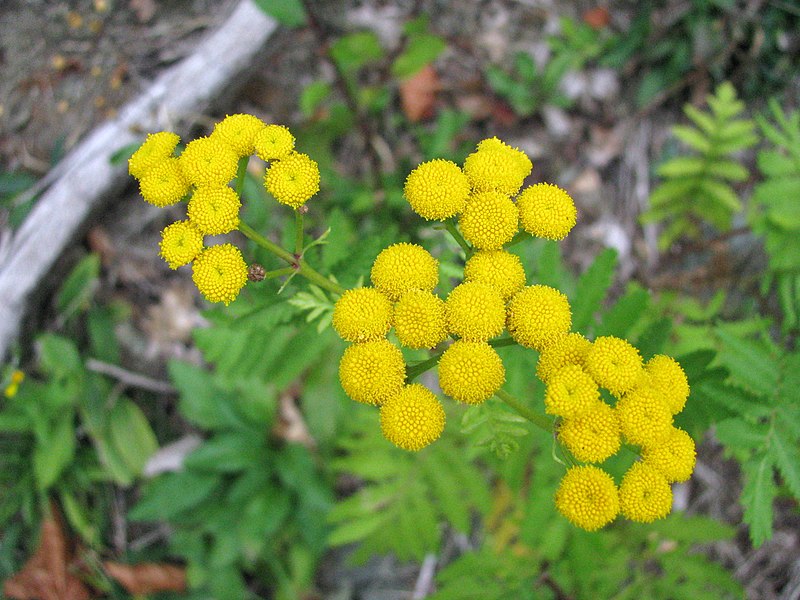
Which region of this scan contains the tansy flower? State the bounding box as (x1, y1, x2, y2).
(159, 220, 204, 269)
(380, 384, 446, 451)
(445, 282, 506, 341)
(254, 124, 295, 161)
(179, 136, 239, 187)
(645, 355, 690, 414)
(558, 402, 621, 463)
(138, 158, 190, 207)
(506, 285, 572, 351)
(516, 183, 577, 241)
(463, 143, 531, 196)
(264, 152, 320, 208)
(128, 131, 180, 180)
(403, 159, 470, 220)
(187, 185, 241, 235)
(536, 333, 592, 383)
(332, 287, 393, 343)
(476, 137, 533, 183)
(463, 250, 526, 301)
(191, 244, 248, 305)
(544, 364, 601, 419)
(619, 462, 673, 523)
(585, 336, 643, 396)
(642, 427, 696, 483)
(339, 339, 406, 405)
(211, 113, 266, 157)
(554, 465, 619, 531)
(458, 191, 519, 250)
(393, 290, 447, 349)
(615, 385, 673, 448)
(438, 340, 505, 405)
(370, 242, 438, 301)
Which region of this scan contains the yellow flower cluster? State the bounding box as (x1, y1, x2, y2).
(542, 334, 695, 529)
(130, 114, 320, 304)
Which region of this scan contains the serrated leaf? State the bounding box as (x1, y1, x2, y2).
(571, 248, 617, 332)
(714, 326, 779, 398)
(740, 456, 776, 547)
(597, 284, 649, 339)
(697, 178, 741, 213)
(672, 125, 711, 153)
(771, 416, 800, 498)
(657, 156, 706, 177)
(327, 510, 387, 546)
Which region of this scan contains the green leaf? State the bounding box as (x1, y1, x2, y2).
(168, 360, 247, 430)
(300, 81, 331, 118)
(251, 0, 306, 27)
(672, 125, 711, 153)
(697, 178, 741, 213)
(33, 413, 76, 490)
(570, 248, 617, 332)
(596, 284, 649, 339)
(714, 326, 779, 398)
(106, 399, 159, 480)
(129, 471, 220, 521)
(657, 156, 706, 177)
(56, 254, 100, 319)
(330, 31, 384, 74)
(771, 415, 800, 499)
(37, 334, 83, 380)
(185, 431, 265, 472)
(391, 33, 446, 78)
(740, 456, 776, 547)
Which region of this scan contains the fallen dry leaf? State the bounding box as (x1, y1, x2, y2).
(399, 64, 440, 123)
(3, 503, 92, 600)
(583, 7, 611, 29)
(104, 561, 187, 594)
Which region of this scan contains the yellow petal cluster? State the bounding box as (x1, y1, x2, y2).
(642, 427, 696, 483)
(128, 131, 180, 180)
(554, 465, 619, 531)
(585, 336, 643, 396)
(558, 402, 621, 463)
(179, 136, 239, 187)
(339, 339, 406, 405)
(403, 159, 470, 220)
(458, 191, 519, 250)
(254, 124, 295, 161)
(264, 152, 320, 208)
(393, 290, 447, 349)
(536, 333, 591, 383)
(645, 355, 690, 414)
(544, 364, 600, 418)
(619, 462, 673, 523)
(463, 250, 526, 301)
(615, 385, 673, 448)
(506, 285, 572, 350)
(139, 158, 190, 207)
(517, 183, 577, 241)
(445, 282, 505, 341)
(370, 242, 438, 301)
(438, 340, 505, 405)
(191, 244, 248, 305)
(463, 143, 531, 196)
(332, 287, 393, 343)
(380, 384, 446, 451)
(212, 113, 266, 157)
(187, 185, 241, 235)
(159, 220, 204, 269)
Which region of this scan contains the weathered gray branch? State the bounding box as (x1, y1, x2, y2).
(0, 0, 277, 361)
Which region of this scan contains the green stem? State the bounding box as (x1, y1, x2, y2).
(445, 220, 472, 258)
(294, 210, 304, 256)
(494, 388, 553, 434)
(506, 230, 531, 248)
(489, 336, 517, 349)
(406, 351, 444, 383)
(297, 258, 345, 295)
(239, 221, 296, 265)
(235, 156, 248, 197)
(264, 267, 295, 280)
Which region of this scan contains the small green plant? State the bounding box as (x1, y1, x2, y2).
(642, 82, 757, 249)
(486, 51, 572, 118)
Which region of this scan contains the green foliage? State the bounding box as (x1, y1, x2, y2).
(750, 100, 800, 331)
(486, 51, 572, 117)
(642, 82, 757, 249)
(460, 398, 529, 458)
(252, 0, 306, 27)
(391, 15, 446, 79)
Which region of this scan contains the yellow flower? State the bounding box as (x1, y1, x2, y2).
(619, 462, 673, 523)
(339, 339, 406, 405)
(558, 402, 621, 463)
(380, 384, 446, 451)
(264, 152, 320, 208)
(463, 141, 531, 196)
(645, 355, 690, 414)
(615, 385, 673, 448)
(370, 242, 439, 301)
(4, 370, 24, 399)
(438, 340, 505, 405)
(458, 191, 519, 250)
(332, 287, 393, 343)
(211, 113, 266, 157)
(159, 220, 204, 269)
(445, 282, 505, 341)
(585, 336, 643, 396)
(179, 136, 239, 187)
(642, 427, 696, 483)
(128, 131, 180, 180)
(506, 285, 572, 351)
(254, 124, 295, 161)
(187, 185, 241, 235)
(463, 250, 526, 301)
(536, 333, 592, 383)
(191, 244, 248, 305)
(544, 364, 601, 419)
(403, 158, 471, 220)
(555, 465, 619, 531)
(516, 183, 577, 241)
(138, 158, 190, 207)
(393, 290, 448, 349)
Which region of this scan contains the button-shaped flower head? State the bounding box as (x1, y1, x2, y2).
(517, 183, 577, 241)
(264, 152, 320, 208)
(438, 340, 505, 405)
(393, 290, 448, 349)
(187, 185, 241, 235)
(458, 191, 519, 250)
(619, 462, 673, 523)
(179, 136, 239, 187)
(645, 355, 690, 414)
(159, 220, 204, 269)
(403, 158, 470, 220)
(463, 138, 532, 196)
(558, 402, 621, 463)
(507, 285, 572, 351)
(128, 131, 180, 180)
(463, 250, 526, 302)
(191, 244, 248, 305)
(615, 384, 673, 448)
(555, 465, 619, 531)
(370, 242, 438, 301)
(380, 384, 446, 451)
(536, 333, 592, 383)
(332, 287, 393, 343)
(254, 124, 295, 161)
(211, 113, 266, 157)
(138, 158, 190, 207)
(585, 336, 643, 396)
(445, 282, 506, 341)
(642, 427, 696, 483)
(544, 364, 601, 419)
(339, 339, 406, 405)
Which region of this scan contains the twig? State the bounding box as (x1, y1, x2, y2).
(412, 553, 438, 599)
(85, 358, 176, 394)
